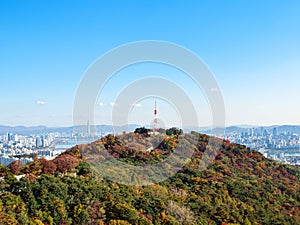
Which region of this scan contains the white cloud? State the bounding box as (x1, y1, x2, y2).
(36, 100, 47, 105)
(97, 102, 104, 107)
(130, 103, 142, 107)
(211, 87, 219, 92)
(110, 102, 119, 107)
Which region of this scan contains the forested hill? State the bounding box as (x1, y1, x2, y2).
(0, 131, 300, 225)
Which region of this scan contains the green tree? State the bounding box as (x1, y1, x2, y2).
(73, 204, 90, 224)
(134, 127, 151, 136)
(76, 161, 91, 176)
(0, 192, 29, 224)
(108, 203, 139, 224)
(166, 127, 183, 136)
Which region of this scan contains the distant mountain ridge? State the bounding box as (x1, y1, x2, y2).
(1, 124, 300, 135)
(0, 124, 141, 135)
(203, 125, 300, 135)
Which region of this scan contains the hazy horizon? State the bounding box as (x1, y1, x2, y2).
(2, 123, 300, 129)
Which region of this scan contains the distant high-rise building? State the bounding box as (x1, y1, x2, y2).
(7, 133, 13, 142)
(41, 135, 45, 147)
(251, 128, 254, 137)
(87, 120, 91, 137)
(36, 137, 41, 148)
(273, 127, 278, 136)
(14, 134, 19, 142)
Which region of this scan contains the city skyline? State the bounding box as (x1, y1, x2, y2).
(1, 1, 300, 126)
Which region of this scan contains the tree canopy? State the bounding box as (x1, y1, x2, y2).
(0, 131, 299, 224)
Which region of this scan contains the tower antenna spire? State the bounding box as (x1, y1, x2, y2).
(153, 100, 158, 134)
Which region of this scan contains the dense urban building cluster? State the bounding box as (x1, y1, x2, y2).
(223, 127, 300, 165)
(0, 132, 66, 166)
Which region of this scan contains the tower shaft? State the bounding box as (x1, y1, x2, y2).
(153, 101, 159, 133)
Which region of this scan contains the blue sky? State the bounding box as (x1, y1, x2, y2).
(0, 0, 300, 127)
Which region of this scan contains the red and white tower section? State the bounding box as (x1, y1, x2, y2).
(153, 101, 159, 133)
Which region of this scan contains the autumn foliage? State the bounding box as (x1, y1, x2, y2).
(0, 131, 299, 224)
